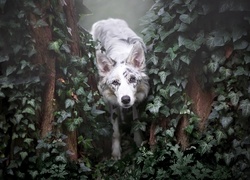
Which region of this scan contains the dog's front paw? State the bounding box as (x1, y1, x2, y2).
(112, 140, 121, 160)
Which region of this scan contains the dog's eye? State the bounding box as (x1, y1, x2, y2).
(111, 80, 120, 86)
(129, 76, 136, 83)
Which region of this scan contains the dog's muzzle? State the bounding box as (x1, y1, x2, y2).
(121, 95, 132, 108)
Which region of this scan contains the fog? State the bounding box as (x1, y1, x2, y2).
(79, 0, 154, 34)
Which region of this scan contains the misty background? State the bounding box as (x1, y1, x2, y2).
(78, 0, 154, 34)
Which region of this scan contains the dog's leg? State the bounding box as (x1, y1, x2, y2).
(110, 105, 121, 160)
(133, 105, 143, 146)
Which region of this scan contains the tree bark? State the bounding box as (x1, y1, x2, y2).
(186, 65, 214, 132)
(62, 0, 81, 161)
(29, 4, 56, 138)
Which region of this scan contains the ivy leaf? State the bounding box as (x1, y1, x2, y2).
(165, 127, 175, 138)
(199, 141, 212, 155)
(234, 66, 247, 76)
(20, 151, 28, 160)
(149, 54, 158, 65)
(206, 31, 226, 48)
(6, 66, 16, 76)
(76, 87, 85, 96)
(180, 54, 192, 65)
(161, 12, 174, 23)
(220, 117, 233, 129)
(28, 124, 36, 131)
(232, 26, 247, 42)
(167, 48, 177, 60)
(0, 55, 9, 62)
(234, 40, 248, 50)
(219, 67, 232, 79)
(91, 106, 105, 116)
(24, 138, 33, 145)
(146, 96, 163, 114)
(223, 153, 234, 166)
(215, 130, 227, 144)
(158, 71, 170, 84)
(178, 22, 188, 32)
(207, 62, 219, 73)
(228, 91, 242, 106)
(33, 19, 48, 28)
(178, 36, 200, 51)
(65, 99, 75, 109)
(48, 40, 63, 54)
(179, 13, 196, 24)
(169, 85, 181, 97)
(132, 121, 147, 132)
(23, 107, 35, 115)
(154, 42, 165, 53)
(239, 99, 250, 117)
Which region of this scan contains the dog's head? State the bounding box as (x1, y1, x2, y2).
(96, 42, 148, 108)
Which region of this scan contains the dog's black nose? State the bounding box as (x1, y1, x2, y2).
(121, 95, 130, 104)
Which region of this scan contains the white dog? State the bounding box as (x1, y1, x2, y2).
(91, 18, 149, 159)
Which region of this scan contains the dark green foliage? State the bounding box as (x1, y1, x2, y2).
(0, 0, 102, 179)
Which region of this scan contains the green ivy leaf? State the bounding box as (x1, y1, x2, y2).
(149, 54, 158, 65)
(199, 141, 212, 155)
(33, 19, 48, 28)
(206, 31, 226, 48)
(239, 99, 250, 116)
(161, 12, 174, 23)
(219, 67, 232, 79)
(0, 55, 9, 62)
(228, 91, 242, 106)
(76, 87, 85, 96)
(178, 22, 188, 32)
(232, 26, 247, 42)
(165, 127, 175, 138)
(6, 66, 16, 76)
(180, 54, 191, 65)
(22, 107, 35, 115)
(48, 40, 63, 54)
(220, 117, 233, 129)
(207, 62, 219, 73)
(20, 151, 28, 160)
(65, 99, 75, 109)
(178, 36, 200, 51)
(179, 13, 196, 24)
(146, 96, 163, 114)
(24, 138, 33, 145)
(234, 40, 248, 50)
(223, 153, 234, 166)
(158, 71, 170, 84)
(169, 85, 181, 97)
(91, 106, 105, 116)
(215, 130, 227, 144)
(28, 124, 36, 131)
(154, 42, 165, 53)
(166, 48, 177, 60)
(234, 66, 248, 76)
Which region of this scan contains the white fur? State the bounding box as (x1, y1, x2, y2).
(91, 18, 149, 159)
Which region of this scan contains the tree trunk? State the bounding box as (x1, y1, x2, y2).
(29, 3, 56, 138)
(62, 0, 81, 161)
(29, 0, 81, 161)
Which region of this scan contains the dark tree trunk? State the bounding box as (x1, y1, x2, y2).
(29, 0, 81, 161)
(62, 0, 81, 161)
(29, 3, 56, 138)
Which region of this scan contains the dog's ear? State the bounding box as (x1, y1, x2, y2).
(96, 51, 114, 76)
(127, 42, 146, 70)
